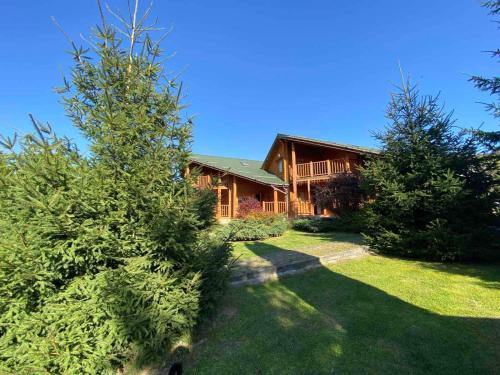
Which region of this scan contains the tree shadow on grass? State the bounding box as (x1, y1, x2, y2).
(234, 231, 364, 260)
(187, 242, 500, 374)
(418, 261, 500, 289)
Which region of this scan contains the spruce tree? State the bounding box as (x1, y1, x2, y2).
(362, 82, 499, 261)
(470, 1, 500, 119)
(0, 2, 230, 373)
(469, 1, 500, 214)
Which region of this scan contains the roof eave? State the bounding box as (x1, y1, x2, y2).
(189, 159, 286, 187)
(276, 134, 379, 156)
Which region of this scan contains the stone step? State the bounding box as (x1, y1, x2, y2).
(230, 247, 368, 286)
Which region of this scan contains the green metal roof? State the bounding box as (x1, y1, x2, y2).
(276, 133, 380, 154)
(190, 154, 285, 186)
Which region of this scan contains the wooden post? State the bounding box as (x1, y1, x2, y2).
(216, 184, 222, 218)
(307, 179, 311, 202)
(273, 188, 278, 213)
(326, 159, 331, 175)
(184, 165, 190, 178)
(309, 161, 314, 177)
(291, 143, 297, 198)
(232, 176, 238, 217)
(306, 179, 311, 214)
(345, 156, 351, 172)
(282, 140, 289, 182)
(291, 142, 298, 218)
(228, 184, 232, 218)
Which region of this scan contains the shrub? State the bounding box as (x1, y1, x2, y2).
(330, 210, 368, 232)
(267, 218, 289, 237)
(292, 211, 367, 233)
(237, 196, 262, 218)
(314, 173, 366, 212)
(0, 261, 201, 374)
(292, 217, 337, 233)
(183, 233, 233, 317)
(226, 220, 270, 241)
(219, 213, 288, 241)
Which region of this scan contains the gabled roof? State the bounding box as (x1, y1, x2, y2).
(190, 154, 285, 186)
(263, 133, 379, 168)
(277, 134, 380, 154)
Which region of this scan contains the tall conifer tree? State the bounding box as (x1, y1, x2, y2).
(362, 81, 499, 260)
(0, 2, 229, 373)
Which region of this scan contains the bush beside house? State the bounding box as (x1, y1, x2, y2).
(217, 197, 289, 241)
(227, 214, 288, 241)
(292, 211, 367, 234)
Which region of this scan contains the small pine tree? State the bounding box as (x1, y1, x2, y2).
(362, 81, 499, 261)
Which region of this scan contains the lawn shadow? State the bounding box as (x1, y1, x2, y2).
(188, 241, 500, 374)
(234, 230, 364, 260)
(417, 261, 500, 290)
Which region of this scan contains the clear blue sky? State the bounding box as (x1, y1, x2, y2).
(0, 0, 497, 160)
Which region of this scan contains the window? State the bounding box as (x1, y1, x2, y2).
(277, 158, 283, 174)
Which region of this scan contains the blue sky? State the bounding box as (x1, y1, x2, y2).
(0, 0, 497, 160)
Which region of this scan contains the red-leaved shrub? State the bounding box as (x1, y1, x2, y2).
(237, 196, 262, 218)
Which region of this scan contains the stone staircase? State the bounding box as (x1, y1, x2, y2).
(231, 246, 368, 286)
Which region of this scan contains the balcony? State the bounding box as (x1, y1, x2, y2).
(294, 158, 358, 181)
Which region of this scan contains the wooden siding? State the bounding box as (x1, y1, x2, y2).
(265, 139, 287, 180)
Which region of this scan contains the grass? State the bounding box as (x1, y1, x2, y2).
(185, 255, 500, 374)
(231, 229, 364, 259)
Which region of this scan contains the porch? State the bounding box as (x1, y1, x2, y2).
(217, 192, 288, 219)
(195, 174, 288, 219)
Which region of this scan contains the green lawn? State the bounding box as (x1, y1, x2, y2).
(185, 256, 500, 374)
(232, 229, 364, 259)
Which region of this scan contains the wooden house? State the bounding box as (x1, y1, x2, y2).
(188, 134, 379, 219)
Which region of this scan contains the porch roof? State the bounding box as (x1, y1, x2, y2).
(190, 154, 286, 186)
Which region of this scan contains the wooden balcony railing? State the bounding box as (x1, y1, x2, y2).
(294, 200, 314, 215)
(220, 204, 229, 217)
(278, 201, 287, 214)
(295, 158, 358, 179)
(262, 201, 288, 214)
(262, 201, 274, 212)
